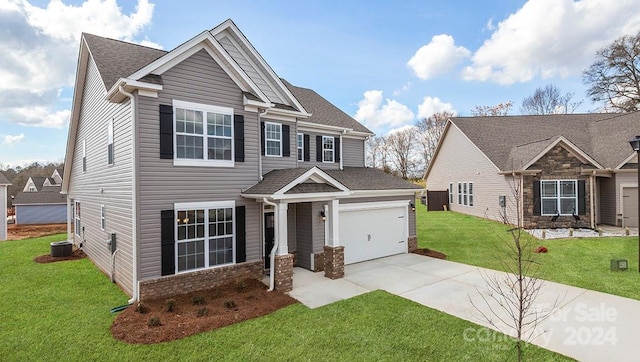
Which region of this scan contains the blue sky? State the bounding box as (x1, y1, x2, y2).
(2, 0, 640, 168)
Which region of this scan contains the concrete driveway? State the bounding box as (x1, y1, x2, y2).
(288, 253, 639, 361)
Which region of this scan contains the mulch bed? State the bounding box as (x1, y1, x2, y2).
(34, 249, 86, 263)
(413, 248, 447, 259)
(7, 223, 67, 240)
(111, 278, 298, 344)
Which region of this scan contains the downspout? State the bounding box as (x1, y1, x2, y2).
(340, 130, 345, 170)
(119, 85, 139, 304)
(263, 197, 278, 291)
(590, 171, 596, 229)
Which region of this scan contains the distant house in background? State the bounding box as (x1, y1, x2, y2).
(0, 172, 10, 240)
(13, 169, 67, 225)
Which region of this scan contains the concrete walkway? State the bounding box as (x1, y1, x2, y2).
(288, 254, 639, 361)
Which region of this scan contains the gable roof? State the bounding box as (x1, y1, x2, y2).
(448, 112, 640, 171)
(25, 177, 48, 191)
(0, 172, 10, 186)
(324, 167, 422, 191)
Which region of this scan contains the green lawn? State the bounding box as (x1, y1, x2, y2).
(0, 234, 568, 361)
(418, 206, 640, 300)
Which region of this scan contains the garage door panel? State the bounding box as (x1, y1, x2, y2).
(623, 187, 638, 228)
(340, 205, 407, 265)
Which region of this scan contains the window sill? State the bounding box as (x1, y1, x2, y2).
(173, 159, 235, 168)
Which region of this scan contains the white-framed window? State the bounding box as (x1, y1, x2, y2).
(322, 136, 334, 163)
(265, 122, 282, 157)
(82, 140, 86, 172)
(100, 205, 106, 231)
(297, 133, 304, 161)
(457, 182, 473, 206)
(448, 182, 453, 204)
(28, 186, 36, 192)
(175, 201, 235, 273)
(74, 201, 81, 236)
(173, 100, 233, 167)
(541, 180, 577, 215)
(107, 120, 114, 165)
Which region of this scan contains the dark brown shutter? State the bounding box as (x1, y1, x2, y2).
(578, 180, 586, 215)
(334, 137, 341, 163)
(282, 125, 290, 157)
(316, 136, 322, 162)
(260, 121, 265, 156)
(235, 206, 246, 263)
(533, 180, 541, 216)
(303, 134, 310, 161)
(161, 210, 175, 276)
(159, 104, 174, 159)
(234, 115, 244, 162)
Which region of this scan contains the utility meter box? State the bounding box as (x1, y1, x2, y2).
(499, 195, 506, 208)
(610, 259, 628, 271)
(107, 233, 117, 254)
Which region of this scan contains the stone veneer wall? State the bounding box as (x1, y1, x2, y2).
(274, 254, 294, 292)
(408, 236, 418, 252)
(522, 145, 591, 229)
(323, 245, 344, 279)
(139, 261, 263, 300)
(312, 251, 325, 272)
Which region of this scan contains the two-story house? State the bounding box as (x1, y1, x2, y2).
(14, 169, 66, 225)
(62, 19, 421, 302)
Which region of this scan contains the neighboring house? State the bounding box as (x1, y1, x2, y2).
(425, 113, 640, 229)
(62, 19, 421, 301)
(14, 170, 67, 225)
(0, 172, 10, 241)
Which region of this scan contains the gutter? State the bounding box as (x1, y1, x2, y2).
(262, 197, 278, 291)
(119, 85, 139, 304)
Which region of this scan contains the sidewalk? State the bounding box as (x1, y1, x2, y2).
(288, 253, 639, 361)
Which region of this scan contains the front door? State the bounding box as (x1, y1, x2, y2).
(264, 212, 275, 269)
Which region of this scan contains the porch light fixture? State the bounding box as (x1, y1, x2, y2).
(628, 135, 640, 273)
(410, 202, 416, 212)
(320, 210, 326, 222)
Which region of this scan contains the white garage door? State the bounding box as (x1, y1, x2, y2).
(339, 202, 408, 265)
(623, 187, 638, 228)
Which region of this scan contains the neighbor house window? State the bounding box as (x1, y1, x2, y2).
(322, 136, 334, 162)
(541, 180, 577, 215)
(174, 100, 233, 166)
(175, 201, 234, 273)
(265, 122, 282, 156)
(468, 182, 474, 207)
(457, 182, 473, 206)
(448, 182, 453, 204)
(297, 133, 304, 161)
(82, 140, 86, 172)
(457, 182, 462, 205)
(107, 120, 114, 165)
(100, 205, 106, 231)
(74, 201, 81, 236)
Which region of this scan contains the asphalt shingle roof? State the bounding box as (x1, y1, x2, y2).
(13, 191, 66, 205)
(242, 167, 421, 195)
(450, 112, 640, 170)
(0, 172, 10, 185)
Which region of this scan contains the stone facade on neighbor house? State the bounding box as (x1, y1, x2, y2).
(425, 113, 640, 230)
(62, 19, 421, 301)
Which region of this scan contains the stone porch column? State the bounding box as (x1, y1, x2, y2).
(274, 254, 294, 292)
(324, 199, 344, 279)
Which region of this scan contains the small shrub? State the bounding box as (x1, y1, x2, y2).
(191, 295, 206, 305)
(224, 299, 237, 309)
(165, 299, 176, 313)
(196, 307, 209, 317)
(211, 287, 222, 299)
(147, 316, 162, 327)
(135, 302, 149, 314)
(235, 280, 247, 293)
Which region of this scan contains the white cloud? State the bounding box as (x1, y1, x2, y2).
(3, 133, 25, 145)
(0, 0, 157, 127)
(387, 124, 416, 135)
(462, 0, 640, 84)
(353, 90, 415, 130)
(417, 96, 456, 119)
(485, 18, 495, 31)
(392, 81, 413, 96)
(407, 34, 471, 80)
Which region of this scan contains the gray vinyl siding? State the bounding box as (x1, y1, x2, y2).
(262, 118, 297, 174)
(341, 195, 417, 237)
(426, 124, 518, 224)
(311, 201, 326, 253)
(342, 137, 365, 167)
(598, 177, 616, 225)
(295, 202, 313, 269)
(296, 130, 341, 170)
(15, 205, 66, 224)
(217, 35, 285, 105)
(287, 204, 297, 252)
(67, 56, 134, 295)
(137, 49, 262, 280)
